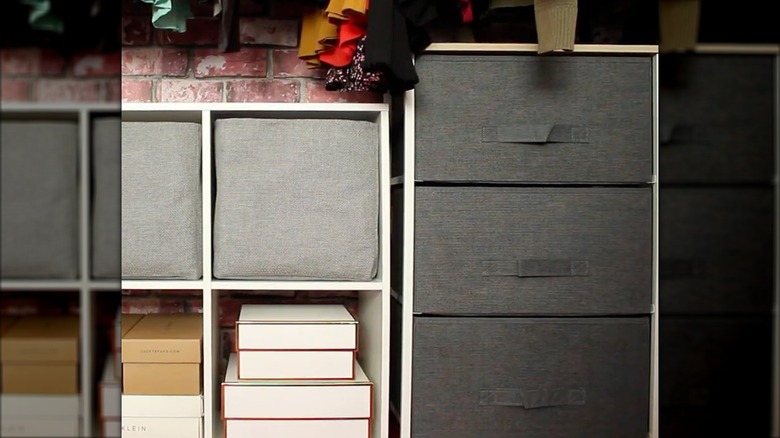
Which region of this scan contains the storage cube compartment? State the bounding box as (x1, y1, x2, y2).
(0, 119, 80, 279)
(91, 116, 121, 279)
(413, 54, 653, 183)
(413, 186, 653, 315)
(212, 116, 380, 281)
(215, 289, 387, 438)
(411, 316, 651, 438)
(659, 187, 775, 314)
(121, 117, 203, 279)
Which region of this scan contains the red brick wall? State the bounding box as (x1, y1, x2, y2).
(120, 0, 383, 104)
(1, 48, 120, 102)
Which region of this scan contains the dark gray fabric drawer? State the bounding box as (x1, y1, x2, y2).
(659, 188, 774, 314)
(414, 54, 653, 183)
(412, 317, 650, 438)
(659, 317, 772, 437)
(91, 117, 120, 279)
(414, 187, 653, 315)
(659, 55, 775, 183)
(0, 121, 79, 279)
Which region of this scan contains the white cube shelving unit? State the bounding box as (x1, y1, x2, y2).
(120, 102, 391, 438)
(0, 102, 122, 438)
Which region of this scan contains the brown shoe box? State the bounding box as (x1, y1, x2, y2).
(0, 316, 80, 394)
(121, 313, 202, 395)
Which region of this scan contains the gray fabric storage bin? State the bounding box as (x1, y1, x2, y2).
(659, 187, 774, 314)
(91, 117, 120, 279)
(414, 54, 653, 183)
(213, 118, 378, 280)
(1, 121, 80, 278)
(121, 122, 202, 279)
(414, 186, 653, 315)
(412, 316, 650, 438)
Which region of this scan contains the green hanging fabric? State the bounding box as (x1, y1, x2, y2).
(18, 0, 64, 33)
(140, 0, 192, 33)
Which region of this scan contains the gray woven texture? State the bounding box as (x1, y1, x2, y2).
(213, 118, 379, 280)
(659, 55, 775, 183)
(91, 117, 120, 279)
(412, 317, 650, 438)
(414, 54, 653, 183)
(660, 187, 774, 314)
(414, 186, 653, 315)
(0, 121, 79, 278)
(121, 122, 202, 279)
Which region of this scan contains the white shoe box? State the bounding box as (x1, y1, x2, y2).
(1, 395, 80, 436)
(0, 394, 80, 417)
(237, 349, 356, 380)
(235, 304, 358, 350)
(0, 416, 80, 437)
(121, 394, 203, 438)
(225, 419, 370, 438)
(121, 394, 203, 418)
(222, 354, 372, 420)
(121, 417, 203, 438)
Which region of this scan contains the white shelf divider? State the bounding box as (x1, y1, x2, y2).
(78, 108, 94, 437)
(649, 53, 660, 438)
(121, 280, 205, 290)
(210, 280, 383, 291)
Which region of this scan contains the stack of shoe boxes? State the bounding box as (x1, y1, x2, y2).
(0, 316, 81, 437)
(121, 313, 204, 438)
(222, 304, 373, 438)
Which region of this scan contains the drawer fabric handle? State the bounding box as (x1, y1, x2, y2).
(482, 124, 589, 144)
(482, 259, 589, 278)
(659, 123, 710, 145)
(479, 388, 587, 409)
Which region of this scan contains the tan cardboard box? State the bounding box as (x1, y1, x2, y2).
(2, 363, 78, 394)
(122, 314, 202, 395)
(123, 363, 201, 395)
(0, 316, 79, 362)
(0, 316, 79, 393)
